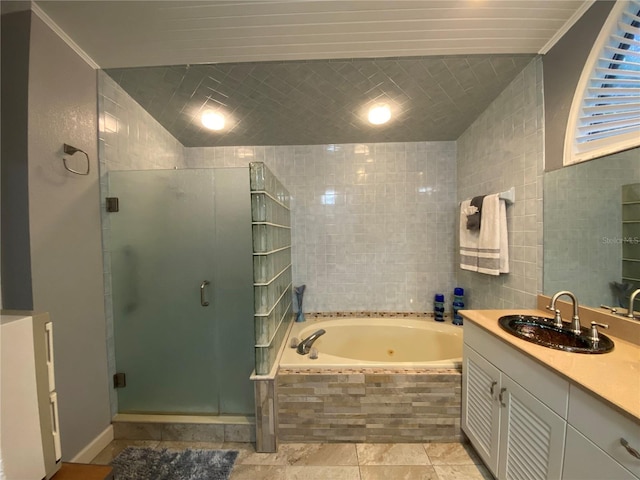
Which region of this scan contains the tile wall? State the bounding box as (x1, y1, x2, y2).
(98, 72, 188, 415)
(186, 142, 458, 313)
(456, 58, 544, 309)
(98, 72, 186, 172)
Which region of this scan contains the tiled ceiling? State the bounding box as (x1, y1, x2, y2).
(105, 54, 535, 147)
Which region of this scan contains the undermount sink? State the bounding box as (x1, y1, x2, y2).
(498, 315, 614, 354)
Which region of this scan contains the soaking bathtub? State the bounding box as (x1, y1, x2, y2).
(279, 316, 463, 369)
(276, 315, 464, 443)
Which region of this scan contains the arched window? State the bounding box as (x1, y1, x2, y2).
(565, 0, 640, 165)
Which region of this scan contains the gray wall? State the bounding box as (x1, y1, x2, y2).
(1, 11, 33, 309)
(456, 58, 545, 309)
(543, 1, 613, 172)
(1, 11, 111, 460)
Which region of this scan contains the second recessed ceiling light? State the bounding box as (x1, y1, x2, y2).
(201, 110, 225, 130)
(368, 104, 391, 125)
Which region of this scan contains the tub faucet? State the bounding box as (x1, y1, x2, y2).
(627, 289, 640, 319)
(296, 329, 326, 355)
(547, 290, 582, 334)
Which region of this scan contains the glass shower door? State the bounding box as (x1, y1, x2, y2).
(109, 169, 219, 414)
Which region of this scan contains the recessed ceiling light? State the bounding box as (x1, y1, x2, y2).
(368, 104, 391, 125)
(201, 110, 225, 130)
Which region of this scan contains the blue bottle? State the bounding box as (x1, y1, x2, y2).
(452, 287, 465, 325)
(434, 293, 445, 322)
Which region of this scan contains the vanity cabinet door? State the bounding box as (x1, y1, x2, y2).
(563, 426, 638, 480)
(462, 345, 501, 476)
(497, 375, 566, 480)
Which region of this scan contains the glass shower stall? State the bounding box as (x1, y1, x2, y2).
(108, 167, 255, 415)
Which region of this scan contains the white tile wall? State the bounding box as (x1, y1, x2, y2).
(456, 57, 544, 309)
(98, 73, 186, 172)
(187, 142, 458, 313)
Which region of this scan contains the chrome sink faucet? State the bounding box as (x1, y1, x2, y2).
(547, 290, 582, 334)
(296, 329, 326, 355)
(627, 289, 640, 319)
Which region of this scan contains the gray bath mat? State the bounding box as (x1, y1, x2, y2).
(110, 446, 238, 480)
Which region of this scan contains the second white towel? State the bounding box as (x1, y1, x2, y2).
(477, 193, 509, 275)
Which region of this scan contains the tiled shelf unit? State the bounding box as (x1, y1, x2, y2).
(622, 183, 640, 309)
(250, 162, 293, 375)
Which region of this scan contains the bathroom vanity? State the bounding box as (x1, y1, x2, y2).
(461, 308, 640, 480)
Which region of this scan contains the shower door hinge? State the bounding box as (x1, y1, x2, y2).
(113, 372, 127, 388)
(106, 197, 119, 212)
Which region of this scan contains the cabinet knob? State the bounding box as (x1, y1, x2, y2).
(620, 438, 640, 460)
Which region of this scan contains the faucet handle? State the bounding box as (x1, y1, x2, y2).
(600, 305, 618, 315)
(546, 305, 563, 328)
(588, 321, 609, 342)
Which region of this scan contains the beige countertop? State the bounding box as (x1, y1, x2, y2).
(461, 309, 640, 423)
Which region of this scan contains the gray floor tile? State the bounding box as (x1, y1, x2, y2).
(356, 443, 430, 465)
(360, 465, 438, 480)
(229, 464, 287, 480)
(278, 443, 358, 466)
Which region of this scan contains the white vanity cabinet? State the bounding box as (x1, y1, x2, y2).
(462, 323, 567, 479)
(462, 320, 640, 480)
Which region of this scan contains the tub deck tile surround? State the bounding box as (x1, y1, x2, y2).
(277, 368, 462, 443)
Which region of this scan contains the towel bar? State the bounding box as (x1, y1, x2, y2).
(460, 187, 515, 206)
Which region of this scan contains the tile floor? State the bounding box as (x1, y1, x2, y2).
(92, 440, 494, 480)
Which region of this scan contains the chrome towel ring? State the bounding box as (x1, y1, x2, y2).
(63, 143, 90, 175)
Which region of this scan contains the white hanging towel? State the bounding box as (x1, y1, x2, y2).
(459, 199, 480, 271)
(477, 194, 509, 275)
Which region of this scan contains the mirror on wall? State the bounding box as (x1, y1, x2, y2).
(543, 147, 640, 309)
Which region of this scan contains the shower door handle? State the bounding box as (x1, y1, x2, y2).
(200, 280, 210, 307)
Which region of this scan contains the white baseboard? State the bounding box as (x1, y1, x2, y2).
(70, 425, 114, 463)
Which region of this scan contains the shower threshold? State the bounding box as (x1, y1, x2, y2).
(112, 413, 256, 443)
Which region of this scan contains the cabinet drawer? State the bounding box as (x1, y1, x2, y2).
(563, 426, 638, 480)
(464, 322, 569, 418)
(568, 385, 640, 477)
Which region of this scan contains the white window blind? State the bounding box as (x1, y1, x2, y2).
(565, 0, 640, 165)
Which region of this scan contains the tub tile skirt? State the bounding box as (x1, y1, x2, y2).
(276, 368, 462, 443)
